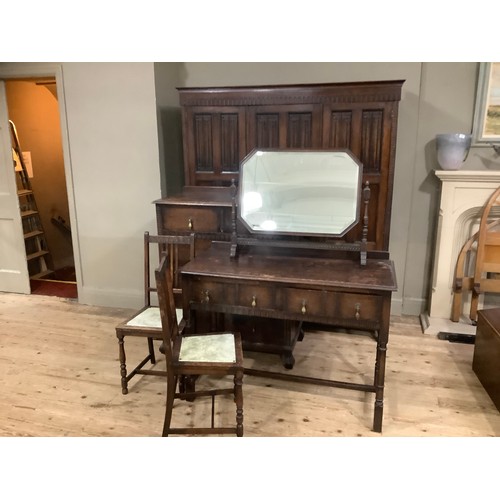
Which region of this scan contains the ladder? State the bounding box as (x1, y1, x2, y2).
(9, 120, 54, 280)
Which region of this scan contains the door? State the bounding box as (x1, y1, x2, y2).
(0, 81, 30, 293)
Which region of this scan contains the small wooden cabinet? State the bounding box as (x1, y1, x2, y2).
(155, 186, 233, 257)
(164, 81, 403, 251)
(473, 308, 500, 411)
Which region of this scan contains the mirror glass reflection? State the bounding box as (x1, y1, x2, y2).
(239, 150, 362, 236)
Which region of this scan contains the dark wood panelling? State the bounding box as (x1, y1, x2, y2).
(360, 110, 383, 173)
(255, 113, 280, 148)
(327, 111, 352, 149)
(287, 112, 313, 148)
(220, 113, 240, 172)
(173, 81, 404, 250)
(193, 114, 213, 172)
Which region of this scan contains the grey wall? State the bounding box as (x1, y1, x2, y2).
(0, 62, 162, 308)
(2, 62, 498, 316)
(153, 62, 185, 196)
(403, 63, 479, 314)
(61, 63, 162, 307)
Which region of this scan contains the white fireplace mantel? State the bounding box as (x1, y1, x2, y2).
(422, 169, 500, 335)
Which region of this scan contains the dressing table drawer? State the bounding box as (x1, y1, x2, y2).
(282, 288, 381, 323)
(237, 284, 275, 310)
(336, 293, 381, 322)
(161, 206, 221, 233)
(283, 288, 328, 317)
(190, 280, 276, 310)
(190, 280, 229, 306)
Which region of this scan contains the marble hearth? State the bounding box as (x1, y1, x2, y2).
(421, 170, 500, 336)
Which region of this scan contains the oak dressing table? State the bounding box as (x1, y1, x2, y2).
(180, 149, 397, 432)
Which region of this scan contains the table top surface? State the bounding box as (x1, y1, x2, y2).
(478, 307, 500, 327)
(181, 242, 397, 293)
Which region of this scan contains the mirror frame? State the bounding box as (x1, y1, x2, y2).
(237, 148, 364, 238)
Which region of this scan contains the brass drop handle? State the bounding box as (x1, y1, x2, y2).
(251, 295, 257, 308)
(203, 290, 210, 303)
(188, 217, 193, 230)
(301, 300, 307, 315)
(355, 303, 360, 320)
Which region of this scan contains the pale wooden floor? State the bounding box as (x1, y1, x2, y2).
(1, 291, 499, 437)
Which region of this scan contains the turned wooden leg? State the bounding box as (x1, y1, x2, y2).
(234, 369, 244, 437)
(373, 330, 380, 381)
(183, 375, 197, 402)
(280, 352, 295, 370)
(117, 335, 128, 395)
(297, 321, 305, 341)
(470, 288, 480, 324)
(147, 337, 156, 364)
(162, 373, 176, 437)
(373, 338, 387, 433)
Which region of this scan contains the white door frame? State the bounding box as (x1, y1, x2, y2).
(0, 63, 82, 298)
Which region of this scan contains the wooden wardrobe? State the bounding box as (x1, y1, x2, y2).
(155, 80, 404, 252)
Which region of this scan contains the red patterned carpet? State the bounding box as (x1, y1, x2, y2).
(30, 266, 77, 299)
(30, 279, 78, 299)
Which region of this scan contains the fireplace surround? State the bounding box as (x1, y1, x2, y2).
(421, 170, 500, 335)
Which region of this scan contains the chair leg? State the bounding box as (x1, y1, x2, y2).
(147, 337, 156, 364)
(470, 288, 480, 323)
(117, 335, 128, 395)
(162, 374, 177, 437)
(234, 369, 244, 437)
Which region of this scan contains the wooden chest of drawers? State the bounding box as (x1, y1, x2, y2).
(473, 308, 500, 411)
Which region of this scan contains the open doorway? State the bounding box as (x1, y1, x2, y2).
(5, 78, 77, 299)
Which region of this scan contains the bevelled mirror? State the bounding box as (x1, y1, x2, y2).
(238, 149, 363, 237)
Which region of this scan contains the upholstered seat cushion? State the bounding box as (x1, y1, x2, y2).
(179, 333, 236, 363)
(126, 306, 183, 328)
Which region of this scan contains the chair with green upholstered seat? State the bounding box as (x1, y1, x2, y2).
(155, 253, 244, 436)
(115, 231, 194, 394)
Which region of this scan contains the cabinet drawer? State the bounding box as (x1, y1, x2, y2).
(284, 288, 381, 322)
(190, 281, 275, 310)
(162, 206, 220, 233)
(283, 288, 326, 317)
(336, 293, 381, 322)
(237, 284, 275, 310)
(190, 280, 233, 306)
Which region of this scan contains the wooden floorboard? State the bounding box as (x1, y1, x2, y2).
(1, 291, 500, 437)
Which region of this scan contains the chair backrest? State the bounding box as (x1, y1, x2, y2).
(474, 186, 500, 281)
(143, 231, 195, 308)
(155, 253, 179, 364)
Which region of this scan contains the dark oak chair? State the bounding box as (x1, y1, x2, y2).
(155, 253, 244, 437)
(115, 231, 195, 394)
